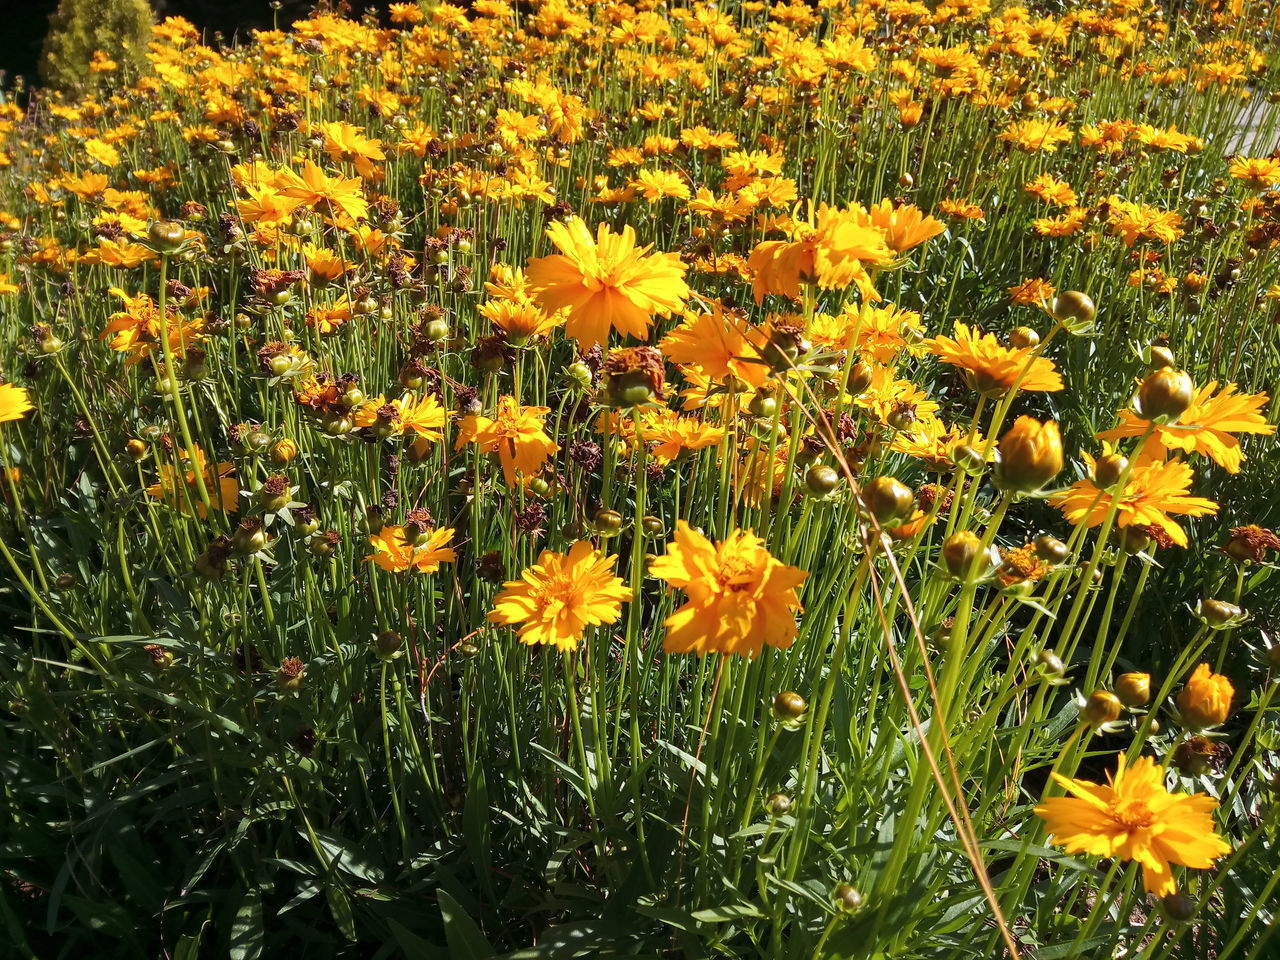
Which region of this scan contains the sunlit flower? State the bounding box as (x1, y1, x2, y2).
(145, 446, 238, 519)
(487, 541, 632, 651)
(366, 525, 456, 574)
(0, 383, 33, 424)
(926, 321, 1063, 394)
(748, 203, 893, 302)
(1035, 753, 1231, 896)
(456, 396, 559, 486)
(1050, 456, 1218, 548)
(526, 217, 690, 346)
(1177, 664, 1234, 730)
(650, 521, 807, 656)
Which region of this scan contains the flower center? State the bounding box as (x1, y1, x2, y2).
(1111, 798, 1155, 831)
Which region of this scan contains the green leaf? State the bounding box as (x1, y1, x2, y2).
(437, 888, 497, 959)
(229, 889, 264, 960)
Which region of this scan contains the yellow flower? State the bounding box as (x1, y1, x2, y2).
(748, 203, 893, 302)
(487, 541, 632, 652)
(0, 383, 33, 424)
(650, 521, 808, 656)
(1050, 456, 1217, 548)
(658, 303, 771, 389)
(525, 217, 690, 347)
(455, 396, 559, 486)
(278, 160, 369, 222)
(1035, 753, 1231, 896)
(1177, 664, 1234, 730)
(926, 321, 1063, 394)
(145, 446, 238, 519)
(994, 417, 1064, 493)
(859, 199, 946, 253)
(1099, 382, 1273, 474)
(999, 118, 1073, 153)
(1228, 156, 1280, 191)
(366, 525, 456, 574)
(353, 393, 447, 444)
(479, 297, 564, 343)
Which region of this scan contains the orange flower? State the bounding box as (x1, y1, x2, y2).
(1035, 753, 1231, 897)
(526, 217, 690, 347)
(456, 396, 559, 486)
(1050, 456, 1217, 548)
(748, 203, 893, 302)
(0, 382, 33, 424)
(658, 304, 771, 389)
(487, 541, 632, 651)
(926, 321, 1063, 394)
(366, 525, 456, 574)
(278, 160, 369, 222)
(859, 198, 946, 253)
(1177, 664, 1234, 729)
(145, 446, 238, 519)
(1099, 382, 1273, 474)
(650, 521, 808, 656)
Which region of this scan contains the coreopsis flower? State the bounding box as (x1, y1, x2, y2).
(1177, 664, 1234, 730)
(1008, 277, 1056, 305)
(1024, 173, 1078, 207)
(859, 199, 946, 253)
(0, 382, 33, 424)
(479, 297, 564, 344)
(1035, 753, 1231, 896)
(525, 217, 690, 346)
(1104, 197, 1184, 246)
(145, 446, 239, 519)
(366, 525, 456, 574)
(456, 396, 559, 486)
(101, 288, 204, 365)
(999, 118, 1073, 152)
(650, 521, 808, 656)
(319, 122, 385, 178)
(1099, 382, 1273, 474)
(278, 160, 369, 222)
(926, 321, 1063, 394)
(1050, 456, 1217, 548)
(642, 409, 725, 462)
(748, 203, 893, 302)
(1228, 156, 1280, 191)
(487, 541, 632, 652)
(658, 304, 771, 389)
(353, 393, 446, 444)
(1223, 524, 1280, 563)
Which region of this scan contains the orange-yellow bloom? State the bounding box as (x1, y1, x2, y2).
(926, 321, 1063, 394)
(366, 525, 456, 574)
(0, 383, 33, 424)
(1099, 382, 1273, 474)
(487, 541, 632, 651)
(658, 304, 771, 390)
(1050, 456, 1217, 548)
(526, 217, 690, 347)
(650, 521, 808, 656)
(145, 446, 238, 519)
(748, 203, 893, 302)
(455, 395, 559, 486)
(1035, 753, 1231, 897)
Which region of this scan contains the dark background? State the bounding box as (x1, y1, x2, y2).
(0, 0, 388, 87)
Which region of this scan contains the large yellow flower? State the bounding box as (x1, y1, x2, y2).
(366, 525, 456, 574)
(353, 393, 446, 444)
(859, 198, 946, 253)
(455, 395, 559, 486)
(278, 160, 369, 222)
(748, 203, 893, 302)
(487, 541, 632, 652)
(926, 321, 1063, 394)
(1049, 456, 1217, 547)
(1099, 381, 1273, 474)
(650, 522, 808, 656)
(658, 304, 771, 389)
(525, 217, 690, 347)
(1035, 753, 1231, 896)
(0, 383, 33, 424)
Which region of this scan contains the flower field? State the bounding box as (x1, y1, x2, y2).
(1, 0, 1279, 956)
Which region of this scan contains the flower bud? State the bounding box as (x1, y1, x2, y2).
(1050, 291, 1096, 331)
(1177, 664, 1233, 729)
(594, 508, 624, 536)
(1082, 690, 1123, 726)
(1197, 598, 1243, 629)
(1115, 672, 1151, 708)
(1172, 735, 1222, 777)
(804, 464, 840, 496)
(1009, 326, 1040, 349)
(277, 657, 306, 692)
(994, 417, 1063, 494)
(1117, 525, 1151, 555)
(147, 219, 187, 254)
(765, 792, 792, 817)
(1148, 344, 1176, 370)
(772, 690, 808, 724)
(271, 438, 298, 464)
(125, 438, 149, 462)
(846, 360, 874, 396)
(1136, 368, 1194, 422)
(834, 884, 864, 913)
(375, 630, 405, 660)
(1093, 453, 1128, 489)
(862, 476, 914, 525)
(1036, 648, 1065, 678)
(1033, 535, 1070, 564)
(942, 531, 985, 580)
(1161, 892, 1196, 923)
(951, 443, 985, 476)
